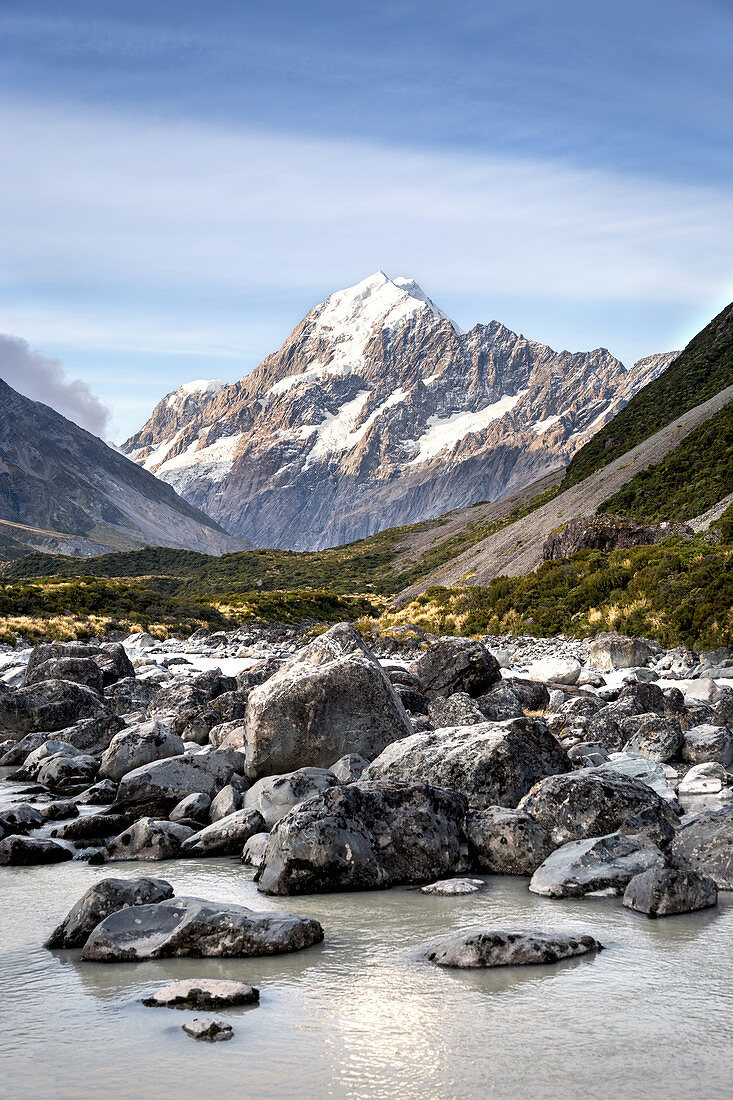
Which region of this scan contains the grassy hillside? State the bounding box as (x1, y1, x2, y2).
(564, 301, 733, 486)
(598, 399, 733, 522)
(384, 535, 733, 649)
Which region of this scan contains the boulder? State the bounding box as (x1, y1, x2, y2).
(181, 808, 265, 857)
(105, 677, 162, 716)
(0, 803, 43, 835)
(529, 832, 665, 897)
(681, 725, 733, 767)
(464, 807, 555, 874)
(475, 683, 525, 722)
(25, 642, 134, 687)
(584, 711, 626, 752)
(588, 632, 657, 671)
(258, 780, 467, 895)
(678, 763, 727, 796)
(667, 806, 733, 888)
(25, 656, 104, 694)
(36, 752, 98, 792)
(525, 658, 581, 686)
(243, 767, 341, 828)
(599, 753, 677, 804)
(46, 876, 174, 948)
(81, 895, 324, 960)
(517, 769, 678, 845)
(182, 1018, 233, 1042)
(115, 751, 237, 807)
(0, 835, 73, 865)
(425, 930, 603, 968)
(99, 720, 184, 781)
(56, 713, 126, 755)
(39, 799, 79, 822)
(622, 715, 683, 762)
(411, 638, 501, 698)
(623, 867, 718, 917)
(0, 679, 111, 739)
(329, 754, 369, 783)
(242, 831, 270, 867)
(169, 792, 211, 825)
(142, 979, 259, 1009)
(244, 624, 413, 778)
(104, 817, 195, 861)
(363, 718, 570, 810)
(52, 813, 133, 842)
(394, 685, 430, 716)
(20, 739, 81, 777)
(428, 692, 486, 727)
(617, 681, 667, 716)
(421, 878, 485, 895)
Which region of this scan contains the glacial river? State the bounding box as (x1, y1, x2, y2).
(1, 840, 732, 1100)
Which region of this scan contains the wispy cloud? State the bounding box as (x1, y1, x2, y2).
(0, 334, 111, 435)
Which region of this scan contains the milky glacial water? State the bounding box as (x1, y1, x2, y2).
(2, 832, 732, 1100)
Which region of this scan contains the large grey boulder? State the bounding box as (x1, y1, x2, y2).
(169, 792, 211, 825)
(25, 656, 103, 694)
(0, 803, 43, 835)
(0, 679, 111, 739)
(363, 718, 570, 810)
(529, 832, 665, 897)
(475, 682, 525, 722)
(517, 768, 678, 845)
(243, 767, 341, 828)
(18, 740, 80, 779)
(623, 867, 718, 917)
(681, 724, 733, 767)
(46, 877, 174, 948)
(258, 780, 467, 895)
(181, 808, 265, 857)
(465, 807, 555, 874)
(0, 835, 73, 865)
(525, 658, 581, 686)
(99, 720, 184, 781)
(81, 895, 323, 960)
(244, 624, 413, 778)
(36, 752, 98, 792)
(25, 642, 134, 687)
(55, 713, 125, 755)
(209, 784, 241, 822)
(104, 817, 195, 861)
(411, 639, 501, 699)
(329, 754, 369, 783)
(623, 715, 684, 762)
(428, 692, 486, 727)
(588, 632, 656, 671)
(242, 831, 270, 868)
(115, 751, 237, 806)
(105, 677, 162, 716)
(668, 806, 733, 888)
(425, 930, 603, 968)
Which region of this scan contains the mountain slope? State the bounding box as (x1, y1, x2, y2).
(124, 272, 675, 550)
(564, 299, 733, 485)
(0, 378, 247, 560)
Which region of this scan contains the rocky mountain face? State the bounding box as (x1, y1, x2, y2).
(124, 272, 677, 550)
(0, 378, 247, 559)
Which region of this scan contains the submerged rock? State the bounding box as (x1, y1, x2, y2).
(425, 930, 603, 968)
(81, 896, 324, 960)
(421, 878, 485, 895)
(0, 835, 73, 865)
(143, 979, 259, 1009)
(46, 877, 174, 948)
(182, 1017, 233, 1042)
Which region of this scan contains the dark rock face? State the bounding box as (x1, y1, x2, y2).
(244, 625, 413, 778)
(0, 680, 111, 739)
(411, 639, 501, 699)
(668, 807, 733, 888)
(424, 930, 604, 968)
(517, 769, 678, 844)
(529, 833, 665, 897)
(52, 814, 132, 842)
(464, 807, 555, 874)
(475, 683, 525, 722)
(81, 896, 324, 960)
(258, 781, 467, 895)
(363, 718, 570, 810)
(543, 515, 693, 562)
(105, 677, 162, 716)
(25, 657, 104, 695)
(429, 692, 487, 727)
(181, 809, 266, 857)
(623, 867, 718, 917)
(25, 642, 135, 688)
(104, 818, 195, 861)
(243, 768, 341, 828)
(623, 715, 684, 762)
(0, 803, 43, 835)
(46, 877, 174, 948)
(0, 836, 73, 865)
(36, 752, 99, 792)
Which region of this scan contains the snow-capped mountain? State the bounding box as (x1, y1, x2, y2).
(123, 272, 678, 550)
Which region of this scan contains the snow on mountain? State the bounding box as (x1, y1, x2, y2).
(123, 273, 678, 550)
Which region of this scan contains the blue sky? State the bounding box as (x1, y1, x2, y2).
(1, 0, 732, 439)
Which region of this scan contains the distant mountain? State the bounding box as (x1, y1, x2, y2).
(124, 271, 677, 550)
(0, 378, 247, 560)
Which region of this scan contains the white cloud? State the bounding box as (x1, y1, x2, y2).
(1, 96, 732, 316)
(0, 334, 111, 436)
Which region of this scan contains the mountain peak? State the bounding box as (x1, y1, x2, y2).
(314, 271, 460, 341)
